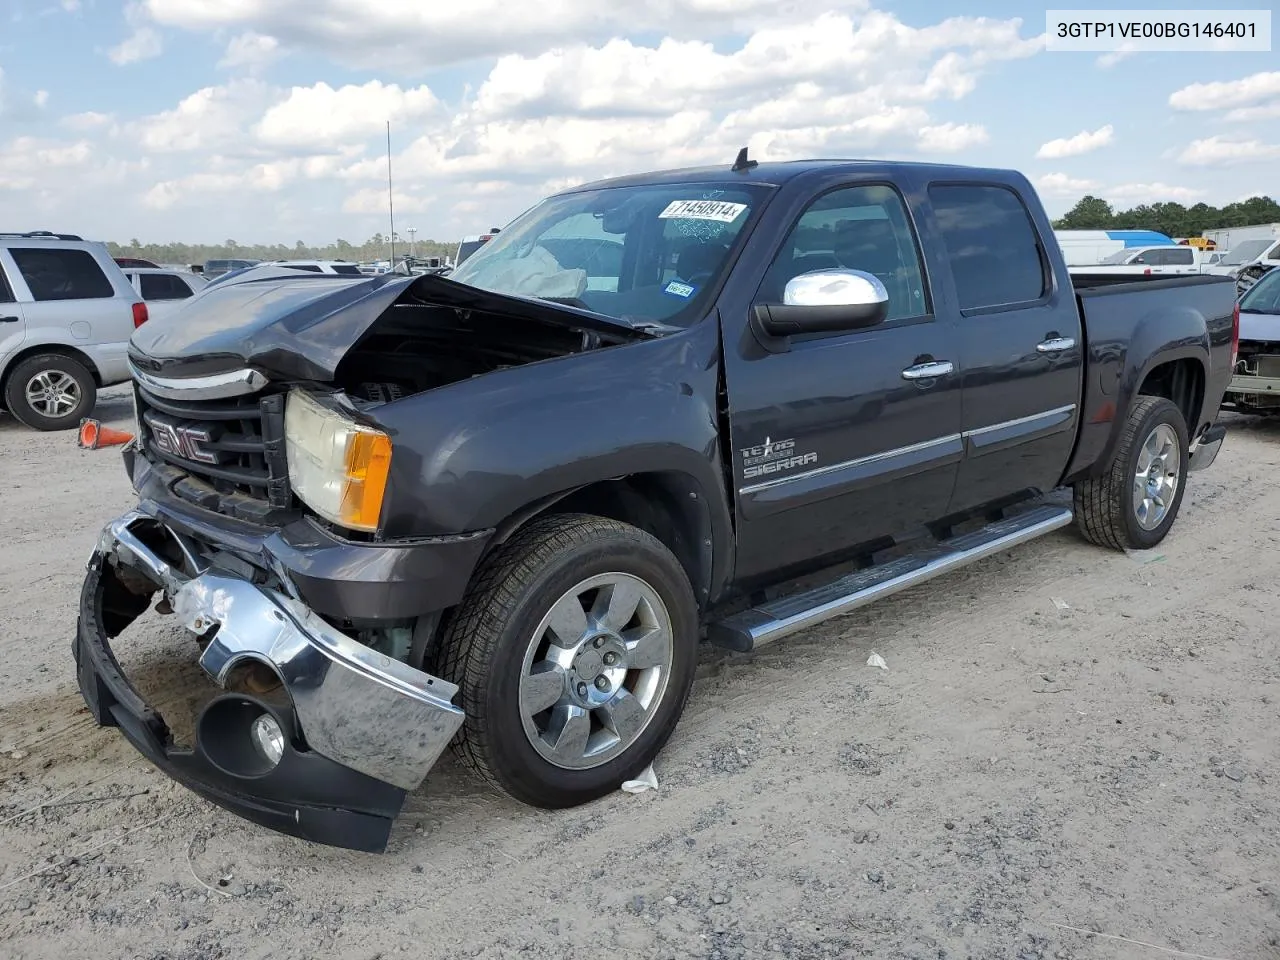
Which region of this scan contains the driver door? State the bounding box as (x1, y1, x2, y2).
(721, 182, 963, 586)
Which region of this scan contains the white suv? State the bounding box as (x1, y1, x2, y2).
(0, 231, 146, 431)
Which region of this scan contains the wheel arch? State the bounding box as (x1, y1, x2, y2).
(1, 342, 103, 394)
(480, 471, 724, 612)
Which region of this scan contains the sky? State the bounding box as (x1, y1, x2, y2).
(0, 0, 1277, 246)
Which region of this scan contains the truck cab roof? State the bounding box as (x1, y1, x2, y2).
(561, 158, 1011, 194)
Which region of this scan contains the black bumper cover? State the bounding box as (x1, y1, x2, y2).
(74, 559, 407, 853)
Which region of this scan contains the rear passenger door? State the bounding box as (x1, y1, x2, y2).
(923, 183, 1083, 514)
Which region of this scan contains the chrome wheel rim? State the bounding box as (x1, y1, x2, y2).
(1133, 423, 1180, 531)
(24, 370, 80, 418)
(518, 572, 674, 771)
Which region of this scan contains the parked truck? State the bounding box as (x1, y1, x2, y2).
(75, 156, 1238, 851)
(1222, 265, 1280, 413)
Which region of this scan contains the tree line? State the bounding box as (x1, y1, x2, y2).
(1052, 195, 1280, 238)
(105, 234, 457, 267)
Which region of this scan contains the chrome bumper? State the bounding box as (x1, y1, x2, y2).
(94, 510, 464, 791)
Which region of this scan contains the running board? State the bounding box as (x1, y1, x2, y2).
(708, 504, 1074, 652)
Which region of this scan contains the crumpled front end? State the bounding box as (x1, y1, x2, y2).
(73, 509, 465, 852)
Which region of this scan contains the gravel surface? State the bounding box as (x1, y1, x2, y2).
(1, 386, 1278, 959)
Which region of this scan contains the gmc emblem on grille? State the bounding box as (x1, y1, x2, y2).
(150, 421, 218, 464)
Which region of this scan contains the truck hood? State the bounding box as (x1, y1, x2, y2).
(1240, 308, 1280, 344)
(128, 267, 649, 382)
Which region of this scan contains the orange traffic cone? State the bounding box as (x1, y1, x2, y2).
(78, 418, 134, 450)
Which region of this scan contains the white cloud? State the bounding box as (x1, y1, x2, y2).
(218, 31, 280, 71)
(108, 15, 163, 65)
(108, 2, 163, 65)
(130, 80, 272, 153)
(1035, 172, 1100, 198)
(0, 137, 93, 190)
(0, 67, 48, 120)
(1035, 124, 1113, 159)
(142, 0, 875, 70)
(62, 111, 115, 131)
(143, 0, 1042, 74)
(6, 5, 1050, 241)
(1168, 71, 1280, 112)
(1178, 136, 1280, 166)
(916, 122, 988, 153)
(1224, 103, 1280, 123)
(342, 188, 430, 216)
(1106, 182, 1203, 204)
(256, 81, 440, 150)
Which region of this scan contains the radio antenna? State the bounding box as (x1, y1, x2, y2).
(386, 120, 397, 265)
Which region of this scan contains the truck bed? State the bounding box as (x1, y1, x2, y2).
(1063, 272, 1237, 481)
(1068, 273, 1226, 291)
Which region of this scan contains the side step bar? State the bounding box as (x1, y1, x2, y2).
(708, 504, 1074, 653)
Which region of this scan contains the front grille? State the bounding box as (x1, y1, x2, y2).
(134, 384, 295, 523)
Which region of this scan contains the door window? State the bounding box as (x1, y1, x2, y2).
(9, 248, 114, 301)
(927, 184, 1048, 311)
(758, 184, 930, 322)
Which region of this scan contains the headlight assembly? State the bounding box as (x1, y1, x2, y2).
(284, 389, 392, 533)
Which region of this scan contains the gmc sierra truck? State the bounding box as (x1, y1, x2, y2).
(74, 156, 1238, 852)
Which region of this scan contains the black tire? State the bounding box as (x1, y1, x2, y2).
(3, 353, 96, 431)
(1073, 395, 1190, 550)
(435, 513, 699, 808)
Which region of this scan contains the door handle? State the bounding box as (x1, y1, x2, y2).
(0, 315, 19, 323)
(1036, 337, 1076, 354)
(901, 360, 954, 380)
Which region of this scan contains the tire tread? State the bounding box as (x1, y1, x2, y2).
(436, 513, 681, 794)
(1073, 395, 1180, 550)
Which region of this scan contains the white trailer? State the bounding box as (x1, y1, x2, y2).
(1202, 222, 1280, 252)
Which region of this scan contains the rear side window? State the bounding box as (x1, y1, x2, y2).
(0, 266, 13, 303)
(928, 185, 1048, 311)
(284, 264, 323, 273)
(139, 273, 195, 300)
(330, 264, 363, 275)
(1167, 248, 1195, 265)
(10, 248, 115, 301)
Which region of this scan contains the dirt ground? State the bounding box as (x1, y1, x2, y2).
(1, 384, 1278, 960)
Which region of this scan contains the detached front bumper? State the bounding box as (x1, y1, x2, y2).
(73, 510, 465, 852)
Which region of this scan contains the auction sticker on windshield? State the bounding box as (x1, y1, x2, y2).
(659, 200, 748, 223)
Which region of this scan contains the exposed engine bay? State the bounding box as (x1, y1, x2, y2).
(335, 297, 611, 405)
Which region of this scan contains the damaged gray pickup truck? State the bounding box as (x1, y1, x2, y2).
(74, 157, 1237, 851)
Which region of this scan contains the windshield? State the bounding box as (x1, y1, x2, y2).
(1100, 249, 1137, 264)
(448, 182, 770, 326)
(1221, 239, 1274, 265)
(1240, 268, 1280, 313)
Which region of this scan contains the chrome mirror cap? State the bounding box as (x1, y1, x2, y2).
(783, 269, 888, 308)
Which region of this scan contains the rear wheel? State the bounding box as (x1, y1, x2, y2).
(435, 513, 698, 807)
(3, 353, 96, 431)
(1073, 395, 1190, 550)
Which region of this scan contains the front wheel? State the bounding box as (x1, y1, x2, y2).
(435, 513, 698, 808)
(1073, 395, 1190, 550)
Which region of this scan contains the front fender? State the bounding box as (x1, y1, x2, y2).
(370, 320, 732, 583)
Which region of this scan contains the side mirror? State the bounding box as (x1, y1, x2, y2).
(752, 269, 889, 339)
